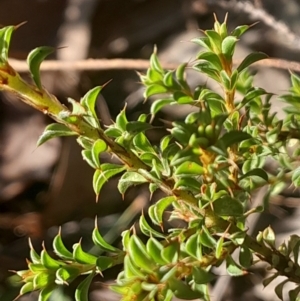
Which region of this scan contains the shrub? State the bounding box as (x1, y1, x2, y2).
(2, 15, 300, 301)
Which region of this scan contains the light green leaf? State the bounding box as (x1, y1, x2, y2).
(162, 242, 179, 264)
(91, 139, 107, 168)
(38, 285, 55, 301)
(73, 243, 97, 265)
(40, 249, 61, 270)
(139, 215, 165, 238)
(80, 86, 102, 127)
(53, 230, 73, 260)
(96, 256, 115, 272)
(0, 26, 14, 63)
(222, 36, 237, 59)
(75, 271, 96, 301)
(117, 172, 147, 196)
(226, 256, 245, 276)
(151, 98, 175, 115)
(175, 161, 204, 176)
(148, 196, 175, 225)
(37, 123, 77, 146)
(146, 237, 167, 265)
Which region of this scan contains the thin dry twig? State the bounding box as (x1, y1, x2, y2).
(207, 0, 300, 49)
(8, 57, 300, 73)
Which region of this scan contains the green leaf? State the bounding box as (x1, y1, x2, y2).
(226, 255, 245, 276)
(116, 107, 128, 131)
(213, 196, 244, 217)
(75, 271, 96, 301)
(148, 196, 175, 225)
(222, 36, 237, 59)
(53, 230, 73, 260)
(215, 237, 224, 259)
(168, 277, 204, 299)
(218, 131, 252, 149)
(126, 121, 152, 134)
(149, 49, 163, 73)
(146, 237, 167, 265)
(96, 256, 115, 272)
(38, 285, 55, 301)
(162, 243, 179, 264)
(262, 226, 276, 248)
(133, 133, 155, 153)
(239, 246, 253, 268)
(175, 63, 190, 90)
(0, 26, 14, 63)
(163, 70, 180, 89)
(262, 273, 279, 287)
(205, 30, 222, 53)
(144, 84, 168, 98)
(175, 161, 204, 176)
(128, 235, 156, 273)
(123, 254, 146, 278)
(80, 86, 102, 127)
(151, 98, 175, 115)
(92, 221, 120, 253)
(237, 52, 268, 72)
(91, 139, 107, 168)
(73, 243, 97, 265)
(288, 285, 300, 301)
(104, 127, 123, 138)
(117, 172, 147, 196)
(20, 282, 34, 295)
(185, 232, 202, 260)
(199, 226, 217, 248)
(40, 249, 61, 270)
(220, 70, 231, 90)
(174, 91, 194, 104)
(29, 238, 41, 264)
(198, 51, 222, 71)
(33, 273, 54, 290)
(93, 164, 125, 197)
(56, 266, 80, 284)
(231, 25, 250, 38)
(27, 46, 55, 89)
(37, 123, 77, 146)
(192, 267, 215, 284)
(275, 280, 289, 300)
(240, 168, 268, 182)
(82, 150, 98, 169)
(139, 215, 165, 238)
(292, 167, 300, 187)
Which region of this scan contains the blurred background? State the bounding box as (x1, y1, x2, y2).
(0, 0, 300, 300)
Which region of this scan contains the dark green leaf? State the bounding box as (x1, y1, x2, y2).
(275, 280, 289, 300)
(168, 277, 204, 299)
(27, 46, 54, 89)
(126, 121, 152, 134)
(192, 267, 215, 284)
(37, 123, 77, 146)
(199, 226, 217, 248)
(237, 52, 268, 72)
(240, 168, 268, 182)
(239, 246, 253, 268)
(213, 196, 244, 217)
(231, 25, 250, 38)
(218, 131, 252, 149)
(292, 167, 300, 187)
(133, 132, 155, 153)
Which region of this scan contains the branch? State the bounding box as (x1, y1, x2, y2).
(8, 57, 300, 73)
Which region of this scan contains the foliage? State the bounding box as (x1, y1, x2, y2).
(2, 15, 300, 301)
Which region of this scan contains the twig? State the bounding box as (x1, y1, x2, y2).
(207, 0, 300, 49)
(8, 57, 300, 73)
